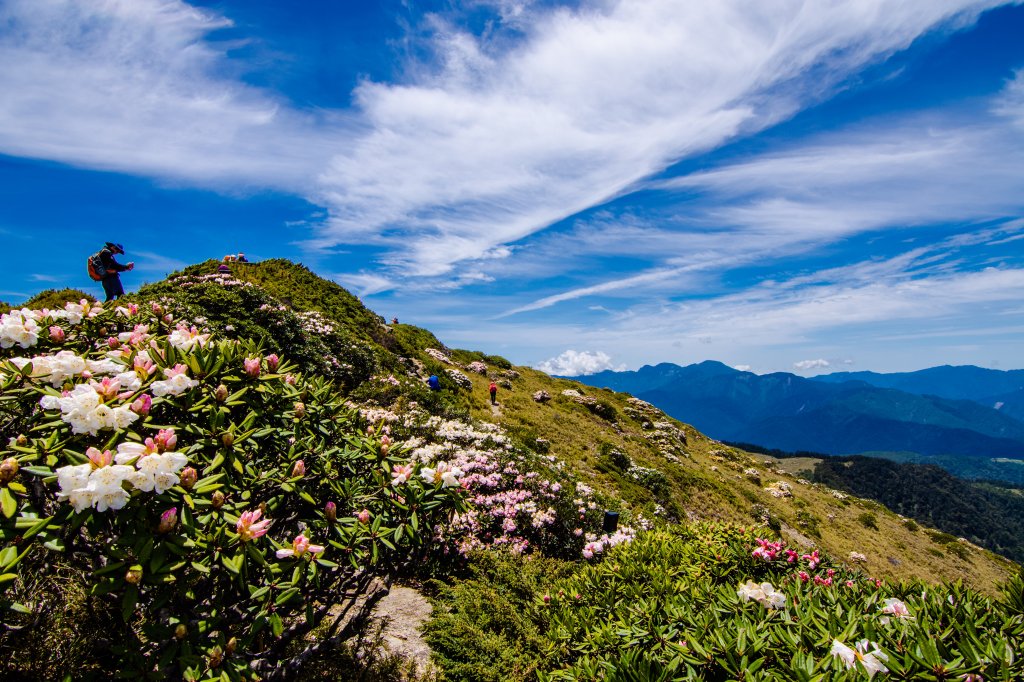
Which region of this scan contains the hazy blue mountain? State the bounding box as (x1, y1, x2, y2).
(813, 365, 1024, 403)
(571, 362, 1024, 464)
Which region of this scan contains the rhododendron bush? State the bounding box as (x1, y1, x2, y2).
(532, 527, 1024, 681)
(0, 303, 465, 679)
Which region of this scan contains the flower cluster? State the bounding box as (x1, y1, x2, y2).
(1, 299, 103, 349)
(582, 527, 636, 559)
(10, 350, 121, 387)
(55, 437, 187, 512)
(737, 580, 787, 609)
(150, 364, 199, 397)
(831, 639, 888, 678)
(168, 324, 211, 352)
(363, 408, 612, 558)
(40, 383, 139, 435)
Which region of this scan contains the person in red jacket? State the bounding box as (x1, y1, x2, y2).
(98, 242, 134, 302)
(489, 381, 497, 405)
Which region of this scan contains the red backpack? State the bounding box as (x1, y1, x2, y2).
(87, 252, 106, 281)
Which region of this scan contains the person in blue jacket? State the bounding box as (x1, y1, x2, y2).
(427, 375, 440, 391)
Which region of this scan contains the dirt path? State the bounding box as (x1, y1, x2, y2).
(371, 585, 435, 675)
(490, 401, 501, 417)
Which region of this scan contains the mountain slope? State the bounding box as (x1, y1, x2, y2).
(9, 261, 1019, 593)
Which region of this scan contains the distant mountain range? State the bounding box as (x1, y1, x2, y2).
(572, 361, 1024, 480)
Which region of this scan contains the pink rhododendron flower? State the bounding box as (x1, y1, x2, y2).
(243, 358, 260, 377)
(357, 509, 371, 524)
(236, 509, 271, 542)
(284, 374, 297, 386)
(265, 354, 279, 372)
(130, 394, 152, 415)
(276, 533, 324, 559)
(391, 464, 413, 486)
(325, 501, 337, 523)
(92, 377, 121, 401)
(49, 326, 65, 343)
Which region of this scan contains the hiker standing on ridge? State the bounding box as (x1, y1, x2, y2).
(96, 242, 133, 302)
(489, 381, 498, 406)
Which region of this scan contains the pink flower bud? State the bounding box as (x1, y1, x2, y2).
(211, 491, 225, 509)
(107, 336, 119, 348)
(179, 467, 198, 489)
(125, 566, 143, 584)
(221, 432, 234, 447)
(357, 508, 371, 524)
(49, 326, 65, 343)
(130, 394, 152, 415)
(265, 354, 280, 372)
(291, 460, 305, 478)
(127, 303, 138, 315)
(293, 402, 305, 418)
(284, 374, 297, 386)
(87, 447, 113, 468)
(151, 302, 163, 315)
(325, 501, 337, 523)
(243, 357, 260, 377)
(155, 429, 176, 452)
(158, 507, 178, 533)
(163, 314, 174, 324)
(543, 595, 551, 603)
(15, 434, 28, 447)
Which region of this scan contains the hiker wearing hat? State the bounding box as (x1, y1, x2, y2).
(97, 242, 134, 302)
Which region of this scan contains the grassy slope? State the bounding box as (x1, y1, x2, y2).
(14, 260, 1018, 594)
(452, 364, 1016, 593)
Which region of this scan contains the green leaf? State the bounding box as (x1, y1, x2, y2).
(269, 612, 283, 638)
(0, 488, 17, 518)
(120, 585, 139, 623)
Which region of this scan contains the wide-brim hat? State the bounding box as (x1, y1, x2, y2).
(105, 242, 125, 254)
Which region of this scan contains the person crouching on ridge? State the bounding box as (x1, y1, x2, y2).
(98, 242, 134, 302)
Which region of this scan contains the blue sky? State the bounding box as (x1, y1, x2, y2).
(2, 0, 1023, 376)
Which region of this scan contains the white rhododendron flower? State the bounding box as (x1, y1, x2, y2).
(88, 464, 136, 512)
(151, 364, 199, 397)
(0, 309, 41, 349)
(168, 325, 211, 351)
(131, 451, 188, 493)
(56, 441, 190, 512)
(737, 580, 787, 610)
(420, 461, 464, 488)
(831, 639, 889, 678)
(39, 384, 139, 435)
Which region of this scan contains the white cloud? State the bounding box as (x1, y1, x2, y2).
(333, 272, 396, 297)
(794, 359, 830, 371)
(0, 0, 335, 188)
(535, 349, 622, 376)
(310, 0, 1010, 279)
(732, 364, 752, 372)
(29, 274, 61, 283)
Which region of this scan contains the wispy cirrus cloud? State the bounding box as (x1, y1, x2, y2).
(310, 0, 1013, 280)
(0, 0, 339, 188)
